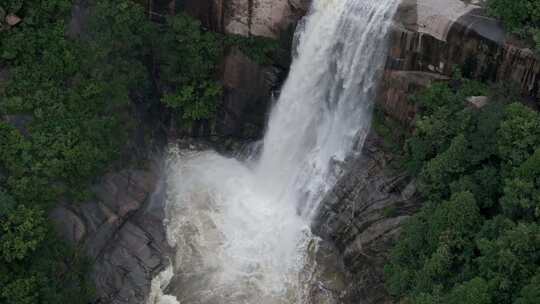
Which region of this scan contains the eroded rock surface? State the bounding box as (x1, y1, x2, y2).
(313, 133, 421, 304)
(51, 166, 171, 304)
(216, 47, 279, 138)
(379, 0, 539, 126)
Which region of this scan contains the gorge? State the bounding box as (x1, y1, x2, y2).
(148, 1, 398, 303)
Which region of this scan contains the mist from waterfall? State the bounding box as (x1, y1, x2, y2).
(148, 0, 398, 303)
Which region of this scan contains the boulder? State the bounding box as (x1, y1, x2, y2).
(387, 0, 539, 102)
(50, 165, 171, 304)
(376, 70, 449, 126)
(5, 14, 21, 26)
(467, 95, 489, 108)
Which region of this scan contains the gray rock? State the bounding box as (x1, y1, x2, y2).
(385, 0, 540, 112)
(467, 96, 489, 108)
(313, 132, 422, 304)
(51, 163, 171, 304)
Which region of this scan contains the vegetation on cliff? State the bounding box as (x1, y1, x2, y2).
(0, 0, 280, 302)
(488, 0, 540, 50)
(385, 77, 540, 304)
(0, 0, 169, 302)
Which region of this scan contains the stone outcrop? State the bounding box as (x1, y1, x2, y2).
(313, 1, 540, 303)
(215, 47, 278, 138)
(378, 0, 540, 127)
(51, 166, 171, 304)
(182, 0, 310, 38)
(178, 0, 311, 140)
(313, 133, 421, 304)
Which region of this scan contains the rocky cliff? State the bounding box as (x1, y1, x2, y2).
(313, 133, 421, 304)
(48, 1, 540, 303)
(379, 0, 539, 126)
(188, 0, 311, 139)
(314, 1, 540, 303)
(47, 1, 310, 303)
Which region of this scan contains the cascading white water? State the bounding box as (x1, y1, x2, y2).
(149, 0, 398, 303)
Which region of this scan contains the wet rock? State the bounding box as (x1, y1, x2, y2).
(303, 240, 349, 304)
(1, 115, 33, 137)
(377, 70, 449, 126)
(183, 0, 311, 38)
(313, 132, 422, 304)
(50, 207, 87, 243)
(380, 0, 540, 126)
(180, 0, 309, 140)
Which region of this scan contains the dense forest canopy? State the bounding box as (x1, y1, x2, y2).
(385, 1, 540, 303)
(384, 79, 540, 304)
(488, 0, 540, 49)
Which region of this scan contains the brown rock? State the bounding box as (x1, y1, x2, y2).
(388, 0, 539, 101)
(50, 165, 171, 304)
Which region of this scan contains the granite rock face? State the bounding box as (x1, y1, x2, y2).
(51, 166, 171, 304)
(182, 0, 310, 38)
(178, 0, 311, 139)
(313, 133, 421, 304)
(215, 47, 279, 138)
(378, 0, 540, 127)
(312, 1, 540, 303)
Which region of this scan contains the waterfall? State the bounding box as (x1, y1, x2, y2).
(149, 0, 398, 303)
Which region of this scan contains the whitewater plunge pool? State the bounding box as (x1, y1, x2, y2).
(148, 0, 398, 303)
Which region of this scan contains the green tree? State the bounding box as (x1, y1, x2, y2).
(488, 0, 540, 50)
(157, 13, 223, 124)
(385, 81, 540, 304)
(516, 273, 540, 304)
(0, 205, 45, 262)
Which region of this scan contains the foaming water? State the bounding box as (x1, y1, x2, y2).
(149, 0, 398, 303)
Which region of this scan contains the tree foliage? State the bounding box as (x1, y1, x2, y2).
(0, 0, 278, 302)
(488, 0, 540, 50)
(385, 78, 540, 304)
(157, 13, 223, 123)
(0, 0, 155, 301)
